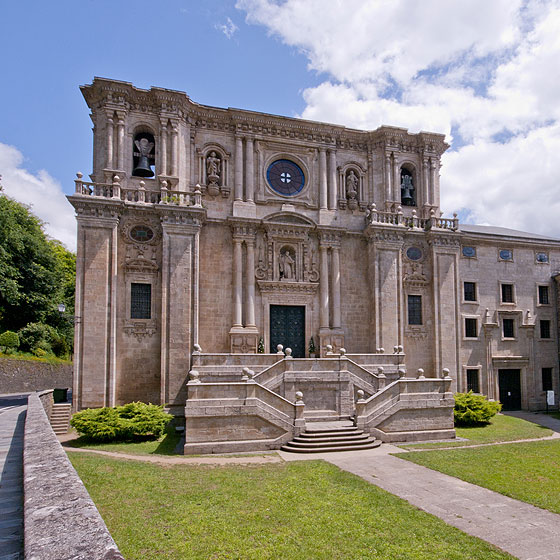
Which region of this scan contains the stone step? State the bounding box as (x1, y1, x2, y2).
(294, 433, 368, 443)
(281, 440, 381, 453)
(286, 435, 376, 449)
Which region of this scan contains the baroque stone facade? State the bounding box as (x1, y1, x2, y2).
(68, 78, 559, 450)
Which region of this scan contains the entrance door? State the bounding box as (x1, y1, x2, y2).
(498, 369, 522, 410)
(270, 305, 305, 358)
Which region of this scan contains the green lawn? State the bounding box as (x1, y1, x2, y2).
(398, 413, 552, 450)
(66, 425, 181, 455)
(69, 454, 513, 560)
(399, 439, 560, 514)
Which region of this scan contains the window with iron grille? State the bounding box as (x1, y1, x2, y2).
(464, 282, 477, 302)
(540, 320, 551, 339)
(538, 285, 550, 305)
(503, 317, 515, 338)
(465, 318, 478, 338)
(131, 283, 151, 319)
(467, 369, 480, 393)
(542, 368, 553, 391)
(501, 284, 514, 303)
(407, 295, 422, 325)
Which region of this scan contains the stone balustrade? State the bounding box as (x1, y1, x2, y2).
(367, 203, 458, 231)
(73, 172, 203, 208)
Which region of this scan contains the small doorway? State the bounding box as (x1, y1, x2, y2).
(498, 369, 522, 410)
(269, 305, 305, 358)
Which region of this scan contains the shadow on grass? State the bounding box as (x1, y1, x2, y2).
(66, 425, 181, 456)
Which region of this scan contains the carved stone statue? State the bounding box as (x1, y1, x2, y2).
(206, 151, 221, 196)
(346, 170, 359, 210)
(279, 249, 295, 280)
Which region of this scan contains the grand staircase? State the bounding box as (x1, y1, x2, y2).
(281, 420, 381, 453)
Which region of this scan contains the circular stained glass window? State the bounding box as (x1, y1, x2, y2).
(266, 159, 305, 196)
(130, 225, 154, 243)
(406, 247, 422, 261)
(499, 249, 513, 261)
(536, 252, 549, 263)
(462, 246, 476, 258)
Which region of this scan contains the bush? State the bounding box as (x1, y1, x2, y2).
(0, 330, 19, 352)
(71, 402, 172, 442)
(18, 322, 53, 353)
(454, 391, 502, 426)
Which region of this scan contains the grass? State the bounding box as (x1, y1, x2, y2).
(0, 350, 72, 364)
(68, 454, 514, 560)
(399, 439, 560, 514)
(66, 425, 181, 455)
(398, 413, 552, 450)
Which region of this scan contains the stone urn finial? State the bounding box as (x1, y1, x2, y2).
(295, 391, 304, 403)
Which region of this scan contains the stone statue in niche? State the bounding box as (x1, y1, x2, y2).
(346, 170, 359, 210)
(279, 248, 296, 281)
(206, 151, 221, 196)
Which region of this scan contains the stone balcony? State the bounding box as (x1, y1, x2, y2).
(367, 203, 459, 232)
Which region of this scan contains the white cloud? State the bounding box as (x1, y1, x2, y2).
(237, 0, 560, 237)
(0, 143, 76, 251)
(216, 17, 239, 39)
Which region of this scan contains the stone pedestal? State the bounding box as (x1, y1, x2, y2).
(229, 326, 259, 353)
(319, 328, 345, 356)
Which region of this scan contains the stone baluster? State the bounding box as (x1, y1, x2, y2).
(319, 148, 328, 209)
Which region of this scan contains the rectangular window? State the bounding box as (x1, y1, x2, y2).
(542, 368, 553, 391)
(503, 318, 515, 338)
(464, 282, 477, 302)
(540, 320, 551, 339)
(465, 318, 478, 338)
(501, 284, 514, 303)
(131, 283, 151, 319)
(408, 295, 422, 325)
(538, 285, 550, 305)
(467, 369, 480, 393)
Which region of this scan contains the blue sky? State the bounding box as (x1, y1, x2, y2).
(1, 0, 559, 250)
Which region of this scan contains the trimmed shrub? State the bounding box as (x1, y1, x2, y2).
(71, 402, 172, 442)
(0, 330, 19, 352)
(454, 391, 502, 426)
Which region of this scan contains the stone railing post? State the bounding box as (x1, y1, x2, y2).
(187, 370, 201, 400)
(417, 368, 425, 379)
(355, 389, 366, 427)
(193, 185, 203, 207)
(75, 172, 84, 194)
(377, 367, 386, 390)
(246, 371, 257, 399)
(111, 175, 121, 199)
(160, 180, 168, 204)
(442, 368, 453, 395)
(294, 391, 305, 435)
(276, 344, 285, 361)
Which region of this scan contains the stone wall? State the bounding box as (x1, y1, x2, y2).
(0, 358, 72, 394)
(24, 391, 124, 560)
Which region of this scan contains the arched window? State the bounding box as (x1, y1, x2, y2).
(400, 166, 416, 207)
(132, 131, 156, 178)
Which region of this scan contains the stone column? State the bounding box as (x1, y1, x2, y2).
(423, 158, 430, 206)
(117, 117, 125, 171)
(245, 238, 256, 327)
(235, 136, 243, 201)
(106, 115, 114, 169)
(160, 121, 168, 177)
(393, 156, 400, 202)
(328, 149, 337, 210)
(332, 245, 341, 328)
(170, 126, 178, 176)
(385, 153, 392, 203)
(320, 245, 330, 328)
(319, 148, 328, 209)
(430, 160, 437, 207)
(245, 137, 254, 202)
(233, 237, 243, 327)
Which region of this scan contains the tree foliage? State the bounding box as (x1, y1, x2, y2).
(0, 193, 75, 355)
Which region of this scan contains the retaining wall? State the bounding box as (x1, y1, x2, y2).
(23, 391, 124, 560)
(0, 358, 72, 394)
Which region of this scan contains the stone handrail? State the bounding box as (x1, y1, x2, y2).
(366, 204, 458, 232)
(191, 352, 279, 368)
(251, 358, 289, 389)
(344, 358, 384, 395)
(24, 391, 124, 560)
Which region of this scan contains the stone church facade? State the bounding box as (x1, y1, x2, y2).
(68, 78, 560, 452)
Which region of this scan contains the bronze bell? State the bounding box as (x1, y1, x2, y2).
(133, 155, 154, 178)
(401, 175, 414, 205)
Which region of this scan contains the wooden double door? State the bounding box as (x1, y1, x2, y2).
(498, 369, 522, 410)
(269, 305, 305, 358)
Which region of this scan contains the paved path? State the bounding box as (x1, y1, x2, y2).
(504, 411, 560, 433)
(0, 395, 27, 560)
(279, 435, 560, 560)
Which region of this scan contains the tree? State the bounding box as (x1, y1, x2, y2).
(0, 193, 75, 352)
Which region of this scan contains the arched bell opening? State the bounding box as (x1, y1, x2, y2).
(132, 131, 156, 178)
(400, 165, 416, 207)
